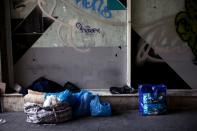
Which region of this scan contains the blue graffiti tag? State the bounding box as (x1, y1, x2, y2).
(76, 22, 100, 34)
(75, 0, 112, 19)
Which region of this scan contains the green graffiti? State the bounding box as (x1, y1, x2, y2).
(175, 0, 197, 60)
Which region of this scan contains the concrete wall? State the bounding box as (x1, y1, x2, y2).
(14, 47, 127, 88)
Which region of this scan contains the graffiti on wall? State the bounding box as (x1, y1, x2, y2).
(175, 0, 197, 64)
(76, 22, 100, 34)
(75, 0, 112, 19)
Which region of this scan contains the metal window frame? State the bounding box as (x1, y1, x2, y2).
(0, 0, 14, 94)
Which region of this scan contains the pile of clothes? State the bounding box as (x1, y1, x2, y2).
(22, 77, 112, 124)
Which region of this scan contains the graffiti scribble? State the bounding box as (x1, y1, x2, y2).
(76, 22, 100, 34)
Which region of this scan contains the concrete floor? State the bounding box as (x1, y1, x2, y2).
(0, 110, 197, 131)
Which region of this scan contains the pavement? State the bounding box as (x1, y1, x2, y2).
(0, 110, 197, 131)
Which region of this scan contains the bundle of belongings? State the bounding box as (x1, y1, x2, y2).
(23, 77, 112, 124)
(24, 102, 72, 124)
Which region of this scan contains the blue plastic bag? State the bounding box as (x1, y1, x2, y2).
(73, 90, 94, 117)
(45, 90, 94, 117)
(45, 89, 77, 107)
(90, 95, 111, 117)
(138, 84, 167, 115)
(45, 89, 112, 118)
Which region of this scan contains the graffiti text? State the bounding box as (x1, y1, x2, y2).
(75, 0, 112, 19)
(76, 22, 100, 34)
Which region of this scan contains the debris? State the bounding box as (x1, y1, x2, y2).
(0, 118, 6, 124)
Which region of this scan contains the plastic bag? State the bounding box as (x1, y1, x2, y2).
(43, 95, 59, 107)
(138, 84, 167, 115)
(90, 95, 111, 117)
(73, 90, 94, 117)
(45, 90, 94, 117)
(45, 90, 77, 107)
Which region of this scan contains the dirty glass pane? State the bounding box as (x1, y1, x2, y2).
(131, 0, 196, 89)
(11, 0, 128, 89)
